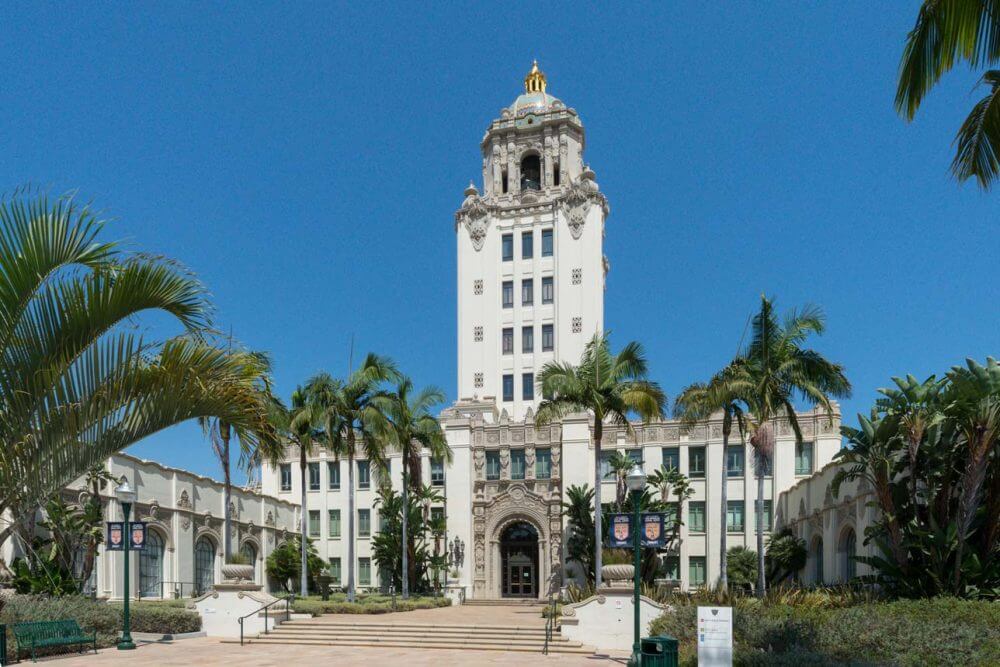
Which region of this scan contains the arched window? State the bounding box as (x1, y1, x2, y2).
(814, 537, 824, 584)
(194, 536, 215, 595)
(240, 542, 258, 582)
(840, 528, 857, 581)
(520, 155, 541, 191)
(139, 530, 165, 597)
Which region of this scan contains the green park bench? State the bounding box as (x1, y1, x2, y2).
(9, 620, 97, 663)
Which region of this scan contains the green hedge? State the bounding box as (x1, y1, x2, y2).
(648, 597, 1000, 666)
(1, 595, 201, 662)
(292, 593, 451, 616)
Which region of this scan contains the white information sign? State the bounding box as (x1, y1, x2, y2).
(697, 606, 733, 666)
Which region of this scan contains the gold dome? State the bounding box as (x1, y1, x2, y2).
(524, 60, 547, 93)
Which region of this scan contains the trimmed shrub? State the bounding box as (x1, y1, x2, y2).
(648, 596, 1000, 667)
(1, 594, 201, 662)
(292, 593, 450, 616)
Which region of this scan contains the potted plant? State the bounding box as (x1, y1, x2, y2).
(601, 548, 634, 586)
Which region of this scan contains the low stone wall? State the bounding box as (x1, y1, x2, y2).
(560, 586, 667, 651)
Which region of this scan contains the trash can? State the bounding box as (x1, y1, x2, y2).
(640, 635, 679, 667)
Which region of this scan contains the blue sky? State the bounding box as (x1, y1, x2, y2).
(2, 3, 996, 483)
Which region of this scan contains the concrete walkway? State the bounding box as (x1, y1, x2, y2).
(41, 638, 630, 665)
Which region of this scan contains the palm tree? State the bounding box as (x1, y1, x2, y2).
(200, 349, 283, 561)
(304, 355, 398, 602)
(369, 377, 450, 599)
(897, 2, 1000, 188)
(536, 333, 666, 587)
(674, 364, 748, 590)
(607, 450, 637, 510)
(736, 295, 851, 596)
(0, 191, 278, 549)
(647, 464, 693, 553)
(277, 387, 321, 597)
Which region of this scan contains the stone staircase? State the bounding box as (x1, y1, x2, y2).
(229, 617, 594, 655)
(462, 598, 545, 607)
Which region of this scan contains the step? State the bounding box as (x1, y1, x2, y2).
(229, 637, 595, 655)
(269, 628, 555, 640)
(463, 599, 545, 606)
(262, 633, 581, 646)
(281, 621, 548, 633)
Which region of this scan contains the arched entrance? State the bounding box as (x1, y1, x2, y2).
(139, 529, 165, 597)
(500, 522, 538, 598)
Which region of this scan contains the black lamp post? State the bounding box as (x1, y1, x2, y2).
(115, 477, 136, 651)
(626, 464, 647, 667)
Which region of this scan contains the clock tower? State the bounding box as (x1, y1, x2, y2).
(455, 62, 608, 420)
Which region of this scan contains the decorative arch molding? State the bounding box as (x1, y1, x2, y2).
(195, 526, 223, 556)
(141, 518, 174, 552)
(472, 482, 561, 599)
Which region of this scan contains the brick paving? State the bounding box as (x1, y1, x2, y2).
(40, 638, 630, 665)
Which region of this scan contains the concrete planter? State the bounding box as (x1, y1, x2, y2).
(601, 564, 634, 585)
(221, 563, 255, 583)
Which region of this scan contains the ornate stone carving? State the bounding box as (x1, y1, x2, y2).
(177, 489, 191, 510)
(181, 516, 191, 531)
(559, 169, 607, 240)
(457, 195, 491, 252)
(265, 511, 275, 527)
(474, 449, 485, 479)
(487, 431, 500, 444)
(664, 427, 679, 442)
(710, 424, 723, 439)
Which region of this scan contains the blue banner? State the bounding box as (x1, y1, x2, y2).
(106, 521, 124, 551)
(641, 513, 666, 548)
(608, 513, 632, 547)
(129, 522, 147, 551)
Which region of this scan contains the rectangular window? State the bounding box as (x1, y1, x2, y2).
(308, 462, 320, 491)
(511, 449, 526, 480)
(521, 231, 533, 259)
(280, 463, 292, 491)
(541, 324, 554, 351)
(359, 557, 371, 586)
(430, 458, 445, 486)
(688, 501, 706, 533)
(665, 502, 680, 530)
(522, 372, 534, 401)
(502, 233, 513, 261)
(795, 442, 814, 475)
(486, 451, 501, 480)
(329, 557, 341, 584)
(522, 326, 534, 353)
(541, 229, 553, 257)
(536, 448, 551, 479)
(663, 556, 680, 581)
(328, 462, 340, 490)
(502, 374, 514, 402)
(688, 447, 706, 478)
(662, 447, 680, 471)
(541, 276, 554, 304)
(760, 499, 772, 531)
(502, 327, 514, 354)
(358, 509, 371, 537)
(726, 446, 745, 477)
(626, 448, 643, 466)
(727, 500, 745, 533)
(600, 451, 615, 480)
(358, 460, 371, 489)
(522, 279, 534, 306)
(308, 510, 320, 537)
(502, 281, 513, 308)
(689, 556, 706, 587)
(328, 509, 341, 538)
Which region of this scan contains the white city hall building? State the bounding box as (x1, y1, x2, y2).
(6, 64, 859, 602)
(259, 63, 845, 600)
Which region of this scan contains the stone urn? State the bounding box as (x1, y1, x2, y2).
(221, 563, 255, 583)
(601, 564, 635, 586)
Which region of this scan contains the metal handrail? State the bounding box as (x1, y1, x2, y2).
(237, 593, 294, 646)
(542, 594, 557, 654)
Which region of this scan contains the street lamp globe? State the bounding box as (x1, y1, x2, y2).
(115, 477, 135, 507)
(626, 464, 646, 492)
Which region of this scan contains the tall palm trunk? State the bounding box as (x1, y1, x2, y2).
(756, 450, 766, 597)
(299, 446, 308, 597)
(347, 436, 357, 602)
(593, 418, 603, 587)
(221, 423, 232, 560)
(719, 421, 729, 590)
(401, 456, 409, 599)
